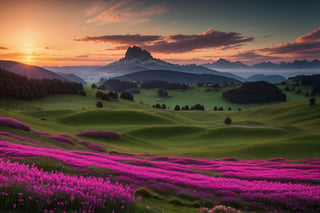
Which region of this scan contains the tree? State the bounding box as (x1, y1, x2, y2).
(305, 91, 310, 97)
(101, 93, 110, 100)
(309, 98, 316, 105)
(184, 105, 189, 110)
(91, 83, 97, 89)
(161, 104, 167, 110)
(96, 91, 103, 98)
(174, 105, 180, 111)
(213, 106, 218, 111)
(224, 117, 232, 125)
(158, 89, 168, 97)
(155, 103, 161, 109)
(96, 101, 103, 108)
(108, 91, 118, 99)
(80, 90, 86, 96)
(228, 107, 232, 111)
(218, 107, 224, 111)
(120, 92, 134, 101)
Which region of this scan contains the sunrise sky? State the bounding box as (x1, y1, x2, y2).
(0, 0, 319, 66)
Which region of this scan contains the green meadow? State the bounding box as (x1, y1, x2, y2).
(0, 86, 319, 160)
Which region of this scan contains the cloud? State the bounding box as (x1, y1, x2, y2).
(296, 28, 320, 43)
(230, 51, 281, 61)
(77, 54, 89, 58)
(86, 0, 167, 25)
(74, 34, 162, 46)
(259, 28, 320, 59)
(74, 28, 254, 53)
(0, 46, 8, 50)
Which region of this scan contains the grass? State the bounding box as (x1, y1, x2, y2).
(0, 86, 319, 212)
(135, 85, 311, 110)
(0, 87, 319, 159)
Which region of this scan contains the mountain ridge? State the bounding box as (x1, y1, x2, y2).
(114, 69, 241, 84)
(0, 60, 86, 85)
(203, 58, 320, 69)
(95, 46, 244, 81)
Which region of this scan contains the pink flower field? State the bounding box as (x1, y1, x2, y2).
(0, 134, 320, 212)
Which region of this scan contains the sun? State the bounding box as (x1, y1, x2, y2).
(25, 55, 33, 63)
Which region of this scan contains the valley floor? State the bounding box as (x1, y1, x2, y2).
(0, 88, 319, 212)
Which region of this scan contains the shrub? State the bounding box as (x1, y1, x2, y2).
(174, 105, 180, 111)
(0, 116, 31, 131)
(91, 83, 97, 89)
(224, 117, 232, 125)
(96, 91, 103, 98)
(101, 93, 110, 101)
(158, 89, 168, 97)
(79, 140, 107, 152)
(78, 130, 120, 139)
(96, 101, 103, 108)
(87, 143, 107, 152)
(120, 92, 134, 101)
(50, 135, 75, 145)
(309, 98, 316, 105)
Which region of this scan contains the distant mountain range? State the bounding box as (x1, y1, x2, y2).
(114, 70, 240, 84)
(95, 46, 244, 81)
(47, 46, 244, 82)
(246, 74, 286, 83)
(203, 58, 320, 70)
(0, 60, 86, 85)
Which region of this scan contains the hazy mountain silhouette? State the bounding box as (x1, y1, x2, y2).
(246, 74, 286, 83)
(0, 60, 86, 84)
(114, 70, 240, 84)
(203, 58, 248, 69)
(95, 46, 244, 81)
(203, 58, 320, 69)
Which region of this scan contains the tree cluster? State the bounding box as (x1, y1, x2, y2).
(158, 89, 168, 97)
(223, 81, 287, 104)
(96, 91, 118, 101)
(289, 74, 320, 95)
(174, 104, 205, 111)
(120, 92, 134, 101)
(99, 79, 137, 92)
(0, 68, 83, 100)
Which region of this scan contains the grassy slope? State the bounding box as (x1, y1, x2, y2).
(0, 87, 319, 159)
(0, 87, 319, 213)
(135, 85, 312, 110)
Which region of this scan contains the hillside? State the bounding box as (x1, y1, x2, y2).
(0, 60, 87, 85)
(223, 81, 287, 104)
(247, 74, 286, 83)
(0, 60, 66, 81)
(0, 88, 319, 213)
(114, 69, 240, 84)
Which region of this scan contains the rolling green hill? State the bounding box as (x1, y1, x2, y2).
(0, 87, 319, 159)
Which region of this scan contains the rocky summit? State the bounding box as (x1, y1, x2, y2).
(124, 46, 154, 61)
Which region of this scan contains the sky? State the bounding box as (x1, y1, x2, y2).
(0, 0, 319, 66)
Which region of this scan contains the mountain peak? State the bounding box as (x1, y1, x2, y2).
(124, 46, 153, 61)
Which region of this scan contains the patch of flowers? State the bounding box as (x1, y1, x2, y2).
(0, 116, 30, 131)
(78, 130, 120, 139)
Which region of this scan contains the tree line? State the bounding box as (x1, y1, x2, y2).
(0, 68, 83, 100)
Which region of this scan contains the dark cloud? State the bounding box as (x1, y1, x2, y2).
(260, 28, 320, 57)
(74, 34, 162, 46)
(231, 51, 280, 61)
(297, 28, 320, 42)
(74, 29, 254, 53)
(0, 46, 8, 50)
(147, 29, 254, 53)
